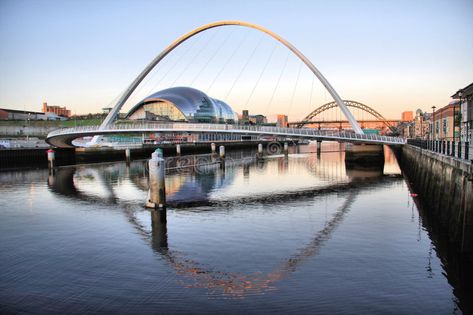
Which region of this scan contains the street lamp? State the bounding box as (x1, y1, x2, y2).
(458, 90, 463, 142)
(432, 106, 436, 140)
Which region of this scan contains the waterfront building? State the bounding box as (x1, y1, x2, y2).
(429, 101, 461, 141)
(413, 109, 430, 139)
(401, 111, 413, 122)
(277, 114, 289, 127)
(249, 114, 267, 125)
(42, 102, 71, 117)
(241, 110, 249, 124)
(126, 87, 238, 124)
(399, 121, 415, 138)
(0, 108, 66, 121)
(451, 82, 473, 143)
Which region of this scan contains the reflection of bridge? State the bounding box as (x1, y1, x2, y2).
(46, 122, 405, 148)
(48, 159, 400, 297)
(46, 155, 402, 297)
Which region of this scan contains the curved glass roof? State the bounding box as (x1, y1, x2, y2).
(126, 87, 237, 123)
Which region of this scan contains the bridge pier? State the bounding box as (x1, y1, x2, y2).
(284, 142, 288, 156)
(345, 143, 384, 166)
(219, 145, 225, 169)
(47, 149, 55, 173)
(317, 140, 322, 155)
(176, 144, 181, 156)
(257, 143, 263, 159)
(211, 142, 216, 154)
(125, 148, 131, 164)
(146, 149, 166, 209)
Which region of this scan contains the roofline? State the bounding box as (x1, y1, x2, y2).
(451, 82, 473, 98)
(0, 108, 44, 115)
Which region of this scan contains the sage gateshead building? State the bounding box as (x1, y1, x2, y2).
(126, 87, 238, 124)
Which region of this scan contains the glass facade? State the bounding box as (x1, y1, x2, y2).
(126, 87, 238, 124)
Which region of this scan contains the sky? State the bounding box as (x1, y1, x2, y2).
(0, 0, 472, 121)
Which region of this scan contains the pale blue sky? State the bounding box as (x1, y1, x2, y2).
(0, 0, 472, 120)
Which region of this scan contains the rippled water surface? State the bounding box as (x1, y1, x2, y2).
(0, 143, 463, 314)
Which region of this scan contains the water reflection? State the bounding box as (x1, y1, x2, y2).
(45, 146, 407, 298)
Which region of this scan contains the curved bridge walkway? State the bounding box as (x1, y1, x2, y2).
(46, 123, 406, 148)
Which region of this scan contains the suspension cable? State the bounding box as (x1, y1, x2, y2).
(189, 28, 235, 86)
(266, 51, 290, 112)
(243, 41, 278, 108)
(224, 34, 265, 100)
(288, 61, 303, 114)
(143, 33, 202, 97)
(170, 29, 220, 86)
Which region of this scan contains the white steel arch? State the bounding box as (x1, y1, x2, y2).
(99, 20, 364, 134)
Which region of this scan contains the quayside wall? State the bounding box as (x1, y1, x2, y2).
(399, 145, 472, 254)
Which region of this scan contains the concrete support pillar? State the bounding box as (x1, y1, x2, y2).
(284, 142, 288, 156)
(176, 144, 181, 156)
(211, 142, 216, 154)
(146, 148, 166, 209)
(47, 149, 55, 171)
(219, 145, 225, 159)
(125, 148, 131, 164)
(257, 143, 263, 159)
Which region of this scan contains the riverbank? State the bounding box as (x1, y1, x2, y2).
(399, 145, 472, 255)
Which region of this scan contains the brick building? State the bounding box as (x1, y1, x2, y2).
(42, 102, 71, 117)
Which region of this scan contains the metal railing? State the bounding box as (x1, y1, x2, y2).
(47, 122, 406, 145)
(407, 139, 473, 162)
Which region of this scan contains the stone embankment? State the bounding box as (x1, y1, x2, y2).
(400, 145, 472, 254)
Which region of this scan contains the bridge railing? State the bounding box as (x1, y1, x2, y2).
(47, 122, 406, 145)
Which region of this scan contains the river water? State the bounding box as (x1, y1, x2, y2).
(0, 143, 465, 314)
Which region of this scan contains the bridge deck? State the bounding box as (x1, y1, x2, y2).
(46, 123, 406, 148)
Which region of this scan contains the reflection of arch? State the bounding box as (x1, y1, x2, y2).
(131, 190, 358, 296)
(100, 20, 363, 134)
(47, 155, 402, 296)
(296, 100, 397, 132)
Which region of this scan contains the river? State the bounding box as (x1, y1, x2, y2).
(0, 142, 466, 314)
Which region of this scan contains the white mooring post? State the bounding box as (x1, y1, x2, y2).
(176, 144, 181, 156)
(146, 148, 166, 209)
(219, 145, 225, 169)
(47, 149, 55, 171)
(125, 148, 131, 164)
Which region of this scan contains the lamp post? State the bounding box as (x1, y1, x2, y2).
(458, 90, 463, 142)
(432, 106, 436, 140)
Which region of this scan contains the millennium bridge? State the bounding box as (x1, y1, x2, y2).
(46, 20, 406, 148)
